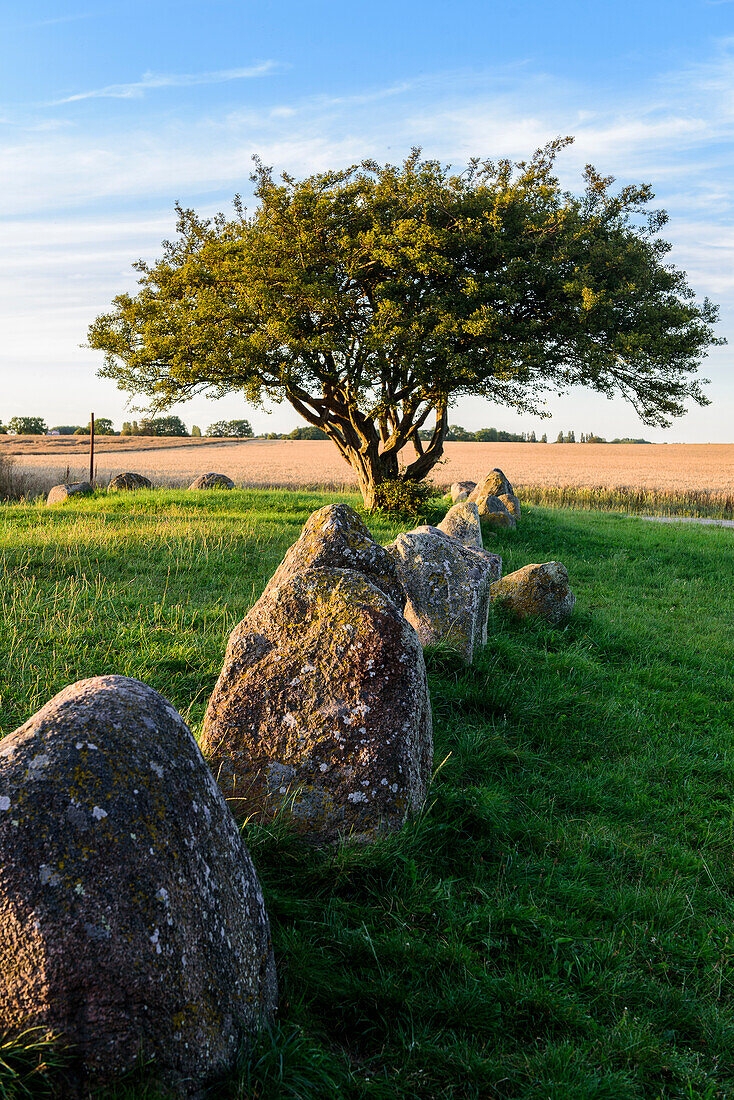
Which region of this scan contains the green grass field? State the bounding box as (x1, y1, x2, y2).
(1, 490, 734, 1099)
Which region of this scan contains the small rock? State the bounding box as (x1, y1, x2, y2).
(387, 528, 500, 663)
(201, 568, 432, 842)
(450, 481, 476, 504)
(189, 473, 234, 490)
(108, 472, 152, 492)
(491, 561, 576, 624)
(469, 470, 520, 525)
(438, 501, 483, 549)
(46, 482, 93, 506)
(263, 502, 405, 610)
(0, 676, 276, 1096)
(469, 468, 513, 500)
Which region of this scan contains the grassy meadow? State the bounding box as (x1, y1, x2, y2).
(1, 489, 734, 1098)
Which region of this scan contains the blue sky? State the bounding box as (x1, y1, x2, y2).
(1, 0, 733, 440)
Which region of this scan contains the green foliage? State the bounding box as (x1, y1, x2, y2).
(372, 477, 436, 521)
(49, 426, 83, 436)
(139, 415, 188, 437)
(0, 1028, 70, 1098)
(86, 417, 115, 435)
(88, 142, 722, 508)
(191, 424, 202, 437)
(205, 419, 253, 438)
(8, 416, 46, 435)
(287, 425, 328, 440)
(2, 493, 734, 1096)
(0, 423, 7, 435)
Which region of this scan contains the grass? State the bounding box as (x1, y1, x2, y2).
(516, 483, 734, 520)
(1, 489, 734, 1098)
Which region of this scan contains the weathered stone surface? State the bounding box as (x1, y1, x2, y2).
(0, 676, 276, 1096)
(450, 481, 476, 503)
(438, 501, 483, 549)
(498, 492, 521, 521)
(387, 529, 500, 663)
(469, 468, 513, 501)
(189, 472, 234, 490)
(477, 494, 516, 528)
(491, 561, 576, 624)
(46, 482, 92, 506)
(201, 568, 431, 842)
(107, 471, 152, 492)
(263, 503, 405, 611)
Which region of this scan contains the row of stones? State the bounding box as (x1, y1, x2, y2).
(47, 471, 234, 503)
(1, 469, 575, 1096)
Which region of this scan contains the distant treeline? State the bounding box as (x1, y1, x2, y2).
(1, 415, 650, 445)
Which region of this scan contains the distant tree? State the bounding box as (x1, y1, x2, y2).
(530, 430, 537, 442)
(567, 430, 576, 442)
(0, 423, 9, 434)
(50, 425, 83, 435)
(9, 416, 47, 435)
(541, 433, 548, 443)
(556, 431, 565, 443)
(191, 424, 202, 437)
(139, 415, 188, 436)
(84, 417, 115, 435)
(287, 425, 328, 439)
(205, 419, 253, 438)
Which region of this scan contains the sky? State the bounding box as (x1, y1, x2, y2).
(1, 0, 733, 441)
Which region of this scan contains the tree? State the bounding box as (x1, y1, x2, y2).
(50, 425, 83, 435)
(287, 425, 328, 439)
(191, 424, 202, 437)
(9, 416, 47, 435)
(84, 417, 115, 435)
(139, 416, 188, 436)
(541, 433, 548, 443)
(88, 142, 721, 510)
(205, 419, 253, 438)
(556, 432, 565, 443)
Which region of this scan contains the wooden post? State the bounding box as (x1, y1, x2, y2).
(89, 413, 95, 485)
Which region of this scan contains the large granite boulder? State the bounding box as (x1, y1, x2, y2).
(201, 568, 432, 842)
(438, 501, 483, 549)
(469, 469, 520, 524)
(0, 676, 276, 1096)
(491, 561, 576, 624)
(450, 481, 476, 504)
(263, 502, 405, 610)
(387, 528, 500, 664)
(46, 482, 93, 506)
(108, 472, 152, 492)
(189, 472, 234, 490)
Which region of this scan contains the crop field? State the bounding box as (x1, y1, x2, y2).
(5, 440, 734, 501)
(1, 489, 734, 1098)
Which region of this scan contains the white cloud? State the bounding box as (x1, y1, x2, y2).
(49, 61, 284, 105)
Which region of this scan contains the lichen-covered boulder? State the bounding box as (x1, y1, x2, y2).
(263, 503, 405, 610)
(477, 494, 516, 528)
(0, 676, 276, 1096)
(438, 501, 483, 549)
(107, 471, 152, 492)
(491, 561, 576, 624)
(46, 482, 92, 506)
(189, 472, 234, 490)
(450, 481, 476, 504)
(201, 568, 432, 842)
(387, 529, 500, 663)
(498, 492, 521, 521)
(469, 468, 513, 501)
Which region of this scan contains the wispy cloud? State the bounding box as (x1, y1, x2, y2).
(49, 61, 283, 105)
(27, 11, 96, 27)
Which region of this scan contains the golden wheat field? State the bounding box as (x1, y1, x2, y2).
(6, 438, 734, 495)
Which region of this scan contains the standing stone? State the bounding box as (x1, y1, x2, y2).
(201, 568, 432, 842)
(262, 502, 405, 610)
(438, 501, 483, 549)
(450, 481, 477, 504)
(469, 469, 520, 524)
(46, 482, 93, 506)
(387, 528, 501, 664)
(189, 473, 234, 490)
(0, 676, 276, 1096)
(107, 472, 152, 492)
(491, 561, 576, 624)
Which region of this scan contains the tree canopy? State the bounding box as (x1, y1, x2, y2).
(88, 140, 722, 508)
